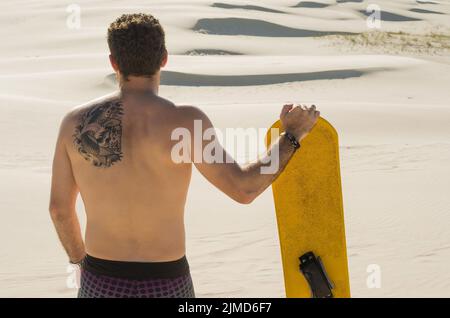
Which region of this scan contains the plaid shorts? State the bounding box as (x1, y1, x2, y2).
(78, 254, 195, 298)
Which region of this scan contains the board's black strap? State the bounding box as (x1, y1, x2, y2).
(299, 251, 334, 298)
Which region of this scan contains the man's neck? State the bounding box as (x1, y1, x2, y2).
(119, 73, 160, 96)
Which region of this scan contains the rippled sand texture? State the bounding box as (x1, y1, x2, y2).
(0, 0, 450, 297)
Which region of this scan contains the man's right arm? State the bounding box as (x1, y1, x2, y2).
(181, 104, 320, 204)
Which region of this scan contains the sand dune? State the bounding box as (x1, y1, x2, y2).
(106, 68, 379, 87)
(160, 69, 369, 86)
(184, 49, 243, 55)
(293, 2, 330, 9)
(337, 0, 363, 3)
(410, 8, 444, 15)
(358, 10, 422, 22)
(416, 0, 440, 4)
(1, 0, 450, 298)
(193, 17, 354, 37)
(211, 2, 286, 14)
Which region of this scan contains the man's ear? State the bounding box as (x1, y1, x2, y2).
(109, 54, 119, 72)
(161, 49, 168, 68)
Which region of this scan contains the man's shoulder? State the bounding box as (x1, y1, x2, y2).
(66, 92, 120, 118)
(173, 105, 208, 122)
(167, 105, 210, 133)
(59, 93, 120, 137)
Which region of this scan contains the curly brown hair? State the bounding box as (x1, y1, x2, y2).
(107, 13, 166, 80)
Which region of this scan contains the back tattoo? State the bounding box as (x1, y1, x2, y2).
(73, 100, 124, 168)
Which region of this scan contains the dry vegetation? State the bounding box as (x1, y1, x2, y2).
(325, 31, 450, 55)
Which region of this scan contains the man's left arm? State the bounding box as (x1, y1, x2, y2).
(49, 115, 85, 264)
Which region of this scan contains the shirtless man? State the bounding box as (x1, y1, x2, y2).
(49, 13, 320, 298)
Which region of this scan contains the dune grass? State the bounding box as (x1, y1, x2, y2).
(325, 31, 450, 55)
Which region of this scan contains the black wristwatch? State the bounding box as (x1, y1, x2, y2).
(283, 131, 301, 150)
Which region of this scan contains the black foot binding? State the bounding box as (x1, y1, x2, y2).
(299, 251, 334, 298)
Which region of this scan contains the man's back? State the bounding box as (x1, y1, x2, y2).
(64, 93, 192, 262)
(48, 13, 318, 298)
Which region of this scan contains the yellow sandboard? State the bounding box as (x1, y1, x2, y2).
(266, 117, 350, 298)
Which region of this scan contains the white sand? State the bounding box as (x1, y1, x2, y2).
(1, 0, 450, 297)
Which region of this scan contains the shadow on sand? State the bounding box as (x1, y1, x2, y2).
(359, 10, 422, 22)
(157, 69, 376, 86)
(409, 8, 443, 15)
(193, 18, 353, 37)
(212, 2, 286, 14)
(292, 1, 330, 8)
(183, 49, 243, 55)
